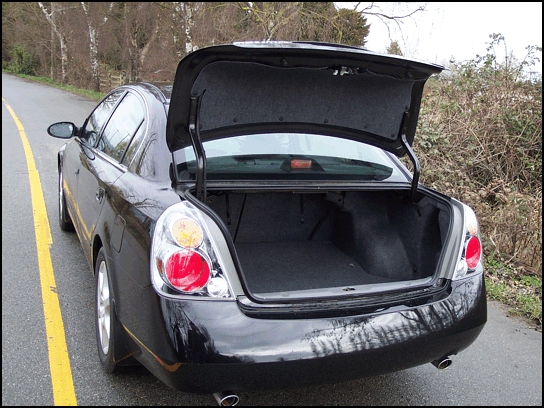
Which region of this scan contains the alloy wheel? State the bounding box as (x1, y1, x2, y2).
(96, 260, 111, 355)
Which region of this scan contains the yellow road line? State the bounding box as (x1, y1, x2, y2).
(2, 97, 77, 406)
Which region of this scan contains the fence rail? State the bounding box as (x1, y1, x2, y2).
(99, 66, 126, 92)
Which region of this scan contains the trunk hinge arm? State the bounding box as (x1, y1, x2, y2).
(188, 94, 207, 202)
(400, 133, 420, 201)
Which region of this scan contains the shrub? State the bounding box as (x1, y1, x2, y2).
(4, 44, 37, 75)
(416, 34, 542, 275)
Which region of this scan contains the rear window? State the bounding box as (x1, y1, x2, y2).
(174, 133, 403, 181)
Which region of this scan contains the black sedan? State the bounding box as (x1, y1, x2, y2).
(47, 41, 486, 406)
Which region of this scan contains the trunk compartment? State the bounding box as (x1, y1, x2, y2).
(205, 189, 451, 296)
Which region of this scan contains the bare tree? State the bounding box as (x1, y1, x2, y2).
(81, 2, 114, 91)
(159, 2, 204, 61)
(122, 3, 161, 82)
(231, 3, 370, 46)
(169, 2, 185, 59)
(237, 2, 301, 41)
(353, 2, 428, 53)
(38, 2, 68, 82)
(355, 2, 427, 29)
(183, 2, 196, 53)
(12, 1, 427, 89)
(194, 2, 254, 45)
(297, 2, 337, 43)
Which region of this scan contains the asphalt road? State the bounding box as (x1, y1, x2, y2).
(2, 72, 542, 406)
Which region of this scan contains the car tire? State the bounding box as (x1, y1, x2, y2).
(95, 247, 120, 373)
(58, 168, 74, 231)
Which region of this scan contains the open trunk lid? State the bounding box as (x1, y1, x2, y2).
(166, 41, 444, 200)
(166, 41, 444, 156)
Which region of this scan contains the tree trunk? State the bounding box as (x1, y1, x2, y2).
(81, 2, 100, 92)
(171, 2, 183, 59)
(81, 2, 113, 91)
(59, 33, 68, 82)
(88, 24, 100, 91)
(139, 20, 160, 70)
(38, 2, 68, 83)
(183, 2, 195, 53)
(50, 2, 55, 80)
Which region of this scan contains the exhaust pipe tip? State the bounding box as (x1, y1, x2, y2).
(431, 356, 452, 369)
(213, 391, 240, 406)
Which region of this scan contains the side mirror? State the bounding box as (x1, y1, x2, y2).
(47, 122, 77, 139)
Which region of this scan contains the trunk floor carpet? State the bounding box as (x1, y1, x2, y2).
(235, 240, 395, 293)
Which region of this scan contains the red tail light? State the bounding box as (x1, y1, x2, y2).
(165, 250, 211, 292)
(454, 205, 484, 281)
(465, 236, 482, 270)
(151, 202, 233, 298)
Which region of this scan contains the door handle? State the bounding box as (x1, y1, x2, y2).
(96, 188, 105, 203)
(75, 168, 79, 176)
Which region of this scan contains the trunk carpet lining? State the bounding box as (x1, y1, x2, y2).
(235, 240, 395, 293)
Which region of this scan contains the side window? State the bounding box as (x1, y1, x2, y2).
(132, 137, 159, 179)
(97, 92, 145, 162)
(122, 120, 146, 167)
(82, 91, 124, 146)
(129, 133, 171, 181)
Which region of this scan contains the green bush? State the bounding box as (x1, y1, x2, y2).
(5, 44, 37, 75)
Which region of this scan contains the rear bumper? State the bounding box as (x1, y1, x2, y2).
(132, 273, 487, 394)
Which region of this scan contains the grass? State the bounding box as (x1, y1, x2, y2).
(6, 70, 543, 331)
(485, 252, 542, 331)
(3, 71, 105, 101)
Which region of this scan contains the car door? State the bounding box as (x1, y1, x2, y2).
(77, 90, 145, 263)
(64, 90, 125, 244)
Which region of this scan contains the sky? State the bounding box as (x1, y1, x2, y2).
(337, 2, 542, 75)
